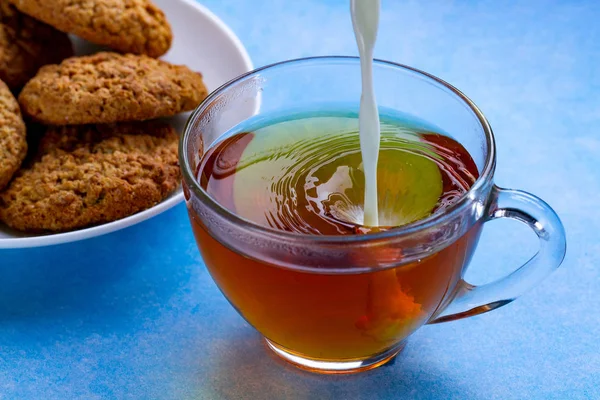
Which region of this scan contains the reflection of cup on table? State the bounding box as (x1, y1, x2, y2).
(180, 57, 566, 374)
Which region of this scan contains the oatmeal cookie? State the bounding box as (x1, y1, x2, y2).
(8, 0, 171, 57)
(0, 0, 72, 90)
(18, 52, 207, 125)
(0, 79, 26, 190)
(0, 120, 180, 232)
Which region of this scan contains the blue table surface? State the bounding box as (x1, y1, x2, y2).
(1, 1, 599, 399)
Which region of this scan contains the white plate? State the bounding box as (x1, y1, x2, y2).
(0, 0, 253, 249)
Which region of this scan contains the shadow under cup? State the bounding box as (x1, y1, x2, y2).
(180, 57, 566, 374)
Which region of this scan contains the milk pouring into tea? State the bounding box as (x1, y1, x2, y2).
(351, 0, 381, 227)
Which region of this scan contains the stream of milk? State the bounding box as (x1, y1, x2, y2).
(351, 0, 381, 227)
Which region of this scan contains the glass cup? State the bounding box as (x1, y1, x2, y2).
(180, 57, 566, 374)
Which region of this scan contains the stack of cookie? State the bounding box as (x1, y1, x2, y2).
(0, 0, 208, 233)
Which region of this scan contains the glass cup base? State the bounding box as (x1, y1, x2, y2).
(265, 339, 406, 374)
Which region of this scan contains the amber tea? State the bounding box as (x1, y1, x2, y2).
(189, 110, 481, 362)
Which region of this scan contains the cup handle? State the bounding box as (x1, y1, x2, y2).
(428, 185, 566, 324)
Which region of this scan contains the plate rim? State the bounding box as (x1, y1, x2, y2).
(0, 0, 253, 250)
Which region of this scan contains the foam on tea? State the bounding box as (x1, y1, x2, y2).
(199, 110, 477, 236)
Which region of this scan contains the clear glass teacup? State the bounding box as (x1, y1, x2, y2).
(180, 57, 566, 374)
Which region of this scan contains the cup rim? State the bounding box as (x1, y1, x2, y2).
(181, 56, 496, 244)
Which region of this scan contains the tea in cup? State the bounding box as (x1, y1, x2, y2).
(181, 57, 566, 373)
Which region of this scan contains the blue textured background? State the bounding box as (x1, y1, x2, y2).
(1, 0, 599, 398)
